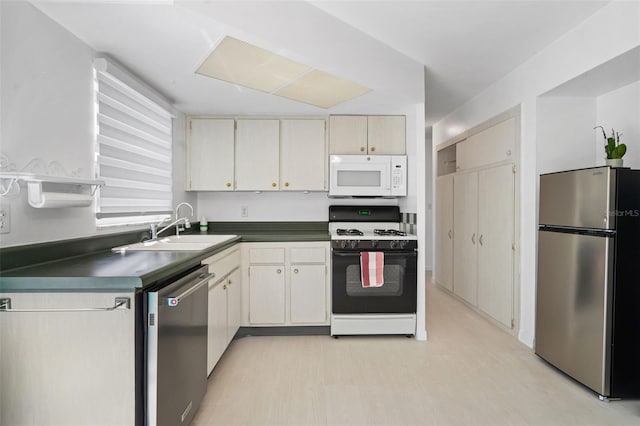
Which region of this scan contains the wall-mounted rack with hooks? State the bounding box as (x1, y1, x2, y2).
(0, 172, 105, 208)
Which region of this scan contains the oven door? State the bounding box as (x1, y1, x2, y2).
(331, 250, 417, 314)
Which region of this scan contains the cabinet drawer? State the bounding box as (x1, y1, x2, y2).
(203, 246, 240, 278)
(290, 247, 325, 264)
(249, 248, 285, 264)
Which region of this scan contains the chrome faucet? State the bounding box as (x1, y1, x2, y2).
(149, 202, 194, 239)
(175, 202, 194, 233)
(150, 217, 188, 239)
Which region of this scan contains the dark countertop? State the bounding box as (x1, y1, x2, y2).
(0, 237, 241, 292)
(0, 222, 329, 292)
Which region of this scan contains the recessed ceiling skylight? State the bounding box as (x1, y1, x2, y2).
(196, 36, 311, 93)
(274, 70, 371, 109)
(196, 36, 370, 109)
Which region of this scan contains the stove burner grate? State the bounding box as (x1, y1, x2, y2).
(336, 228, 364, 236)
(373, 229, 407, 236)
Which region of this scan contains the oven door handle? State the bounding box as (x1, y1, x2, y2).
(332, 251, 417, 257)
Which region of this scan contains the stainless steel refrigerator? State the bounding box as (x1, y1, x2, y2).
(536, 166, 640, 399)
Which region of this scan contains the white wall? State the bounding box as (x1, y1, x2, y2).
(424, 128, 433, 271)
(0, 1, 96, 247)
(197, 191, 398, 222)
(432, 1, 640, 348)
(0, 2, 193, 248)
(596, 81, 640, 168)
(536, 97, 596, 175)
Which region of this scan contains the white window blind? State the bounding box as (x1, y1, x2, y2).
(93, 58, 173, 227)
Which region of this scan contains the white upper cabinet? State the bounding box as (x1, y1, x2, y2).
(329, 115, 405, 155)
(186, 118, 235, 190)
(280, 119, 326, 191)
(235, 119, 280, 191)
(456, 117, 515, 171)
(367, 115, 406, 155)
(328, 115, 368, 154)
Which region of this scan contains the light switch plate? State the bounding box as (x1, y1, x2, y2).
(0, 205, 10, 234)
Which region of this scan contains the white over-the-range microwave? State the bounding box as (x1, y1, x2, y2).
(329, 155, 407, 197)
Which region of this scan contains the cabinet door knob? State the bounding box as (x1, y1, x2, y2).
(226, 182, 232, 187)
(370, 146, 376, 152)
(360, 146, 365, 152)
(223, 284, 228, 290)
(293, 268, 299, 274)
(272, 182, 277, 187)
(228, 279, 233, 285)
(471, 233, 476, 244)
(479, 234, 484, 246)
(506, 149, 512, 156)
(276, 269, 282, 274)
(284, 182, 289, 187)
(448, 229, 452, 239)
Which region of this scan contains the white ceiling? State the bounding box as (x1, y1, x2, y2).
(33, 0, 608, 126)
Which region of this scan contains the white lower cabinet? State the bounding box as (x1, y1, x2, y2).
(203, 245, 241, 375)
(290, 264, 327, 324)
(226, 268, 242, 345)
(242, 242, 330, 326)
(208, 279, 228, 374)
(249, 264, 286, 324)
(0, 291, 136, 426)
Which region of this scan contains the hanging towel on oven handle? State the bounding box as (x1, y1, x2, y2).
(360, 252, 384, 288)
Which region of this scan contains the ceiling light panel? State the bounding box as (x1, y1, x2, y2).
(196, 36, 311, 93)
(274, 70, 371, 109)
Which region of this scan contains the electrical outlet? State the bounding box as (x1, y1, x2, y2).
(240, 206, 248, 217)
(0, 205, 11, 234)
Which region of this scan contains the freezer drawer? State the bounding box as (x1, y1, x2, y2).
(535, 230, 614, 396)
(539, 167, 615, 230)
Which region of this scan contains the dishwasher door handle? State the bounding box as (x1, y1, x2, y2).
(0, 297, 130, 313)
(166, 273, 212, 307)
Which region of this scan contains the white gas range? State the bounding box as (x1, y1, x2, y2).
(328, 206, 418, 337)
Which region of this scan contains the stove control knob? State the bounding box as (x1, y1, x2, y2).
(371, 240, 379, 248)
(350, 240, 359, 249)
(340, 240, 349, 249)
(399, 240, 408, 249)
(390, 240, 399, 249)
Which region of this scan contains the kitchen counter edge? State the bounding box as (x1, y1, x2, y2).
(0, 230, 329, 292)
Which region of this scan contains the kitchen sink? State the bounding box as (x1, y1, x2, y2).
(112, 234, 238, 252)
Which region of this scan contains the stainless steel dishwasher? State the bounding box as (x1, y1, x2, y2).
(146, 265, 211, 426)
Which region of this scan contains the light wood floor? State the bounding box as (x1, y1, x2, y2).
(193, 274, 640, 426)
